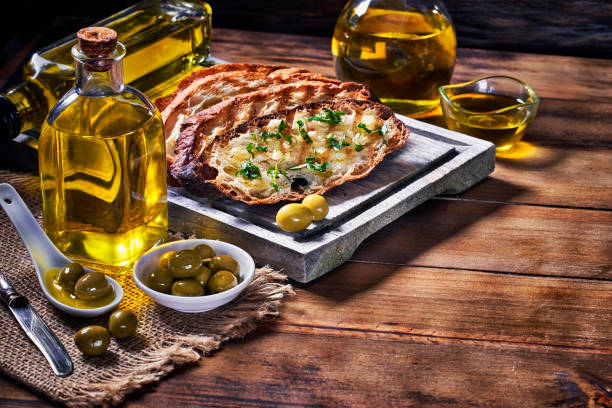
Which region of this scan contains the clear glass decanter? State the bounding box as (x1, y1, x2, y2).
(332, 0, 457, 116)
(38, 27, 168, 272)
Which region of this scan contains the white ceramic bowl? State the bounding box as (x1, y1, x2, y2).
(133, 239, 255, 313)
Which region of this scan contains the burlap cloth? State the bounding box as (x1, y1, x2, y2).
(0, 170, 294, 407)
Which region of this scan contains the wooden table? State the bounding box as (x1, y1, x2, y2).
(1, 27, 611, 407)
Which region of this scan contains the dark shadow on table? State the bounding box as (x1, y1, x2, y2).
(297, 178, 525, 302)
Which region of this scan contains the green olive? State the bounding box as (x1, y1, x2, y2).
(302, 194, 329, 221)
(195, 265, 213, 287)
(207, 270, 238, 294)
(194, 244, 215, 260)
(74, 325, 110, 356)
(168, 249, 201, 278)
(145, 267, 173, 293)
(108, 309, 138, 339)
(74, 272, 112, 301)
(276, 203, 312, 232)
(56, 262, 85, 291)
(171, 279, 205, 296)
(209, 255, 238, 276)
(158, 250, 176, 268)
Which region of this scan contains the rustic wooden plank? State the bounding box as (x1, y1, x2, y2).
(457, 148, 612, 210)
(352, 199, 612, 280)
(206, 0, 612, 58)
(107, 332, 612, 407)
(279, 263, 612, 351)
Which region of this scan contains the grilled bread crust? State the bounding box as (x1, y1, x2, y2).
(171, 81, 377, 188)
(175, 99, 410, 204)
(161, 68, 344, 163)
(154, 63, 291, 111)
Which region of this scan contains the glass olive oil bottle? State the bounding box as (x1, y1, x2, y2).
(0, 0, 211, 141)
(332, 0, 456, 116)
(38, 27, 168, 272)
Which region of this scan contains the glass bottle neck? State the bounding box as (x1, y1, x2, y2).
(72, 43, 126, 97)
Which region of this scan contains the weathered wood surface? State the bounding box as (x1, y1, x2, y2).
(2, 27, 612, 407)
(205, 0, 612, 58)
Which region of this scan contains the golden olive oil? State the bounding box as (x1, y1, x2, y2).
(5, 0, 211, 134)
(44, 268, 115, 309)
(442, 93, 530, 151)
(39, 95, 168, 270)
(332, 7, 456, 116)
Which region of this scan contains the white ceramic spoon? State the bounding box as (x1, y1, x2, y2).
(0, 183, 123, 317)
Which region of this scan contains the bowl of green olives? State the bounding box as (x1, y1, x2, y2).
(133, 239, 255, 313)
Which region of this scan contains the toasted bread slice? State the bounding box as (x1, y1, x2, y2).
(162, 68, 343, 165)
(154, 63, 291, 111)
(170, 81, 377, 187)
(173, 99, 409, 204)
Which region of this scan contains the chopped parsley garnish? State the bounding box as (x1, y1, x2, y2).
(288, 157, 330, 173)
(261, 131, 282, 142)
(327, 133, 350, 150)
(246, 142, 267, 158)
(278, 119, 292, 144)
(270, 182, 280, 192)
(355, 144, 365, 152)
(306, 108, 345, 125)
(236, 160, 261, 180)
(267, 162, 289, 181)
(278, 119, 289, 133)
(357, 122, 387, 142)
(251, 132, 257, 140)
(297, 120, 313, 144)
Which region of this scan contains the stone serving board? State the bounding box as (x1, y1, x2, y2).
(168, 115, 496, 282)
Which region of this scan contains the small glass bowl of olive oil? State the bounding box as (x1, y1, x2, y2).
(439, 76, 539, 152)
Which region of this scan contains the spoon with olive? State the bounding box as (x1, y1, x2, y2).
(0, 183, 123, 317)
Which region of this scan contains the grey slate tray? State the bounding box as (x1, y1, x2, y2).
(168, 115, 496, 282)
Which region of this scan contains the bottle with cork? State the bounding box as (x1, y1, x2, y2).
(38, 27, 168, 272)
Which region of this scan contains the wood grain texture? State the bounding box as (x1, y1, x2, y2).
(279, 263, 612, 351)
(352, 199, 612, 280)
(102, 332, 611, 408)
(206, 0, 612, 58)
(456, 148, 612, 210)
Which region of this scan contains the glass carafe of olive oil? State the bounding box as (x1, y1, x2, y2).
(0, 0, 211, 141)
(332, 0, 456, 116)
(38, 27, 168, 272)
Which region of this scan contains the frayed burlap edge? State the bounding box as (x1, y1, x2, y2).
(0, 171, 295, 407)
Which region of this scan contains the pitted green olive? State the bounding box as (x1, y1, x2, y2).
(171, 279, 205, 296)
(209, 255, 238, 275)
(194, 244, 215, 260)
(74, 272, 112, 301)
(74, 325, 110, 356)
(207, 270, 238, 294)
(168, 249, 201, 278)
(302, 194, 329, 221)
(57, 262, 85, 291)
(145, 267, 173, 293)
(195, 265, 213, 287)
(108, 309, 138, 339)
(276, 203, 312, 232)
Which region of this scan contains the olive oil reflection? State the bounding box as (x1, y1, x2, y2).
(39, 94, 168, 269)
(332, 7, 456, 115)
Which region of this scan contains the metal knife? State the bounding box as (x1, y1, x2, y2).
(0, 271, 73, 377)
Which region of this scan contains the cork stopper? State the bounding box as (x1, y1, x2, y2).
(77, 27, 117, 57)
(76, 27, 118, 71)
